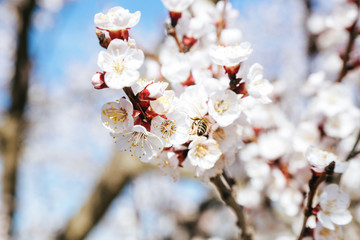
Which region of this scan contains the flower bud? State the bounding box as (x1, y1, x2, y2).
(91, 72, 108, 89)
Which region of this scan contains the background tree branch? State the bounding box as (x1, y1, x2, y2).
(210, 174, 252, 240)
(55, 152, 153, 240)
(0, 0, 36, 237)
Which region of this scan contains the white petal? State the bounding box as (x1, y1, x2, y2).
(108, 39, 128, 57)
(124, 49, 144, 69)
(330, 211, 352, 226)
(317, 211, 335, 230)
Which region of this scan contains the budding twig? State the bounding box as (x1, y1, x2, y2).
(210, 173, 252, 240)
(167, 26, 185, 53)
(216, 0, 227, 45)
(297, 161, 335, 240)
(335, 1, 360, 83)
(345, 129, 360, 161)
(123, 87, 150, 122)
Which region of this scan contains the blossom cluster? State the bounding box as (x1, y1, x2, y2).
(92, 1, 272, 181)
(90, 0, 360, 239)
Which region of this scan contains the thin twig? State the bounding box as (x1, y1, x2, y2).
(210, 174, 252, 240)
(168, 27, 184, 53)
(297, 162, 335, 240)
(304, 0, 318, 59)
(346, 129, 360, 161)
(214, 0, 227, 78)
(222, 170, 235, 189)
(335, 1, 360, 83)
(123, 87, 150, 122)
(216, 0, 227, 45)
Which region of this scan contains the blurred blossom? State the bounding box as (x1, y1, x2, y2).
(2, 0, 360, 239)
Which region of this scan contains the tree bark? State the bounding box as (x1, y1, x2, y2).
(0, 0, 36, 237)
(56, 152, 151, 240)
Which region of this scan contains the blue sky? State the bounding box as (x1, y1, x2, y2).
(28, 0, 259, 89)
(29, 0, 167, 88)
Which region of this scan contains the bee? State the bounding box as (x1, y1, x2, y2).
(191, 117, 209, 136)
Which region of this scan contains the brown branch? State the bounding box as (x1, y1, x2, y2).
(335, 1, 360, 83)
(346, 129, 360, 161)
(55, 152, 152, 240)
(210, 174, 252, 240)
(167, 27, 185, 53)
(216, 0, 227, 45)
(123, 87, 150, 122)
(297, 162, 335, 240)
(143, 51, 160, 64)
(304, 0, 318, 59)
(0, 0, 36, 237)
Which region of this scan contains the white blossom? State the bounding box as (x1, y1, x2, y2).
(311, 83, 354, 117)
(150, 90, 178, 115)
(97, 39, 144, 89)
(152, 151, 181, 182)
(317, 184, 352, 230)
(324, 107, 360, 138)
(326, 2, 358, 30)
(211, 1, 239, 26)
(101, 99, 133, 133)
(145, 81, 169, 99)
(161, 53, 191, 83)
(111, 125, 163, 162)
(176, 13, 209, 39)
(94, 6, 141, 31)
(179, 85, 208, 118)
(187, 136, 221, 170)
(220, 28, 242, 46)
(161, 0, 194, 12)
(314, 224, 343, 240)
(151, 111, 190, 147)
(305, 146, 348, 173)
(210, 124, 239, 152)
(131, 78, 154, 95)
(208, 90, 240, 127)
(209, 42, 252, 67)
(292, 121, 320, 153)
(246, 63, 273, 104)
(258, 131, 288, 160)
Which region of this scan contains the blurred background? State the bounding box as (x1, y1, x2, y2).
(0, 0, 343, 239)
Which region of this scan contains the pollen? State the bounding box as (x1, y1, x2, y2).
(113, 59, 125, 74)
(160, 120, 176, 139)
(194, 144, 209, 158)
(214, 100, 229, 114)
(158, 95, 170, 104)
(319, 227, 332, 237)
(129, 131, 147, 146)
(325, 199, 338, 213)
(105, 107, 128, 123)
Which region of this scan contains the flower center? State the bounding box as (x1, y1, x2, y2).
(194, 144, 209, 158)
(113, 59, 125, 74)
(325, 199, 338, 213)
(129, 131, 147, 146)
(214, 100, 229, 115)
(160, 120, 176, 138)
(158, 95, 170, 104)
(105, 107, 128, 123)
(319, 227, 332, 237)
